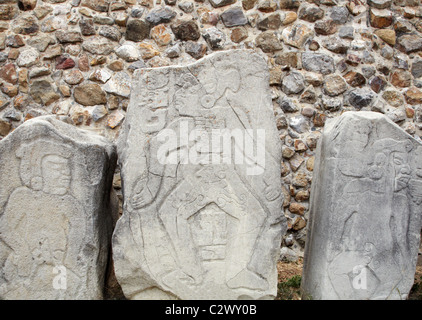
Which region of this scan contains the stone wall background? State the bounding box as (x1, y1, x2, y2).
(0, 0, 421, 260)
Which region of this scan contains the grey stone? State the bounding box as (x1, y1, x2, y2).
(288, 115, 309, 133)
(330, 6, 349, 24)
(131, 6, 145, 18)
(185, 41, 207, 59)
(411, 59, 422, 79)
(279, 247, 298, 262)
(178, 1, 194, 13)
(339, 26, 354, 39)
(165, 43, 181, 58)
(209, 0, 236, 7)
(103, 72, 131, 98)
(16, 48, 39, 67)
(221, 7, 248, 27)
(82, 36, 114, 55)
(115, 44, 140, 62)
(145, 7, 176, 25)
(278, 96, 298, 113)
(0, 116, 117, 299)
(99, 26, 121, 42)
(302, 111, 422, 300)
(202, 27, 226, 50)
(302, 52, 335, 75)
(348, 89, 375, 109)
(113, 49, 286, 300)
(128, 60, 147, 71)
(282, 71, 305, 95)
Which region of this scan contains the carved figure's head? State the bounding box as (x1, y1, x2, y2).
(16, 140, 72, 195)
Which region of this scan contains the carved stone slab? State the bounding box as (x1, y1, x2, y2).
(302, 111, 422, 300)
(0, 116, 117, 299)
(113, 50, 286, 300)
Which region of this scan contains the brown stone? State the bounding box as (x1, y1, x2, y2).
(343, 71, 366, 87)
(323, 74, 347, 96)
(283, 11, 297, 25)
(108, 60, 124, 72)
(0, 119, 11, 136)
(1, 83, 18, 97)
(171, 20, 200, 41)
(391, 70, 412, 87)
(74, 83, 107, 106)
(306, 156, 315, 171)
(404, 87, 422, 105)
(257, 0, 278, 12)
(369, 76, 386, 93)
(375, 29, 396, 45)
(295, 190, 309, 202)
(0, 63, 17, 84)
(289, 203, 306, 215)
(56, 56, 76, 70)
(230, 27, 248, 43)
(313, 112, 326, 127)
(314, 19, 337, 35)
(369, 8, 392, 28)
(242, 0, 257, 10)
(0, 4, 18, 20)
(292, 216, 306, 230)
(78, 55, 90, 72)
(150, 25, 172, 46)
(274, 52, 298, 68)
(382, 90, 404, 107)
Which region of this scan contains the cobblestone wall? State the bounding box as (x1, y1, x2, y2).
(0, 0, 421, 258)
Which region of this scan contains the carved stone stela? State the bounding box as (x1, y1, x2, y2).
(301, 111, 422, 300)
(0, 116, 117, 299)
(113, 50, 286, 300)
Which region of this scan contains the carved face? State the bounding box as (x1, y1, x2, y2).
(392, 152, 411, 192)
(41, 155, 71, 195)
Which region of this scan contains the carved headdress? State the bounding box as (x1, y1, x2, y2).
(16, 139, 72, 191)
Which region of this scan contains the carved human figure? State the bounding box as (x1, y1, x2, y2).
(0, 140, 85, 299)
(302, 111, 422, 300)
(114, 50, 285, 300)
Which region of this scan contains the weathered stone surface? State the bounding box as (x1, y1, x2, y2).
(282, 71, 305, 95)
(171, 20, 200, 41)
(202, 27, 225, 49)
(396, 34, 422, 54)
(115, 43, 140, 62)
(30, 80, 60, 106)
(221, 7, 248, 27)
(302, 111, 422, 300)
(369, 8, 392, 28)
(323, 74, 347, 96)
(209, 0, 236, 7)
(255, 31, 283, 52)
(298, 4, 324, 22)
(281, 23, 313, 49)
(302, 53, 334, 75)
(113, 50, 286, 300)
(74, 83, 107, 106)
(0, 116, 117, 299)
(103, 71, 131, 98)
(81, 36, 114, 55)
(145, 7, 176, 25)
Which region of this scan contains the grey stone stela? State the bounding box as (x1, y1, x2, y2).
(113, 50, 286, 300)
(301, 111, 422, 300)
(0, 116, 118, 299)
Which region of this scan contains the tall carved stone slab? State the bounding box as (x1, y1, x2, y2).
(113, 50, 286, 300)
(302, 111, 422, 300)
(0, 116, 117, 299)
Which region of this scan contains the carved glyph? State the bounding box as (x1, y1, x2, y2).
(0, 116, 117, 299)
(113, 50, 286, 300)
(301, 111, 422, 300)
